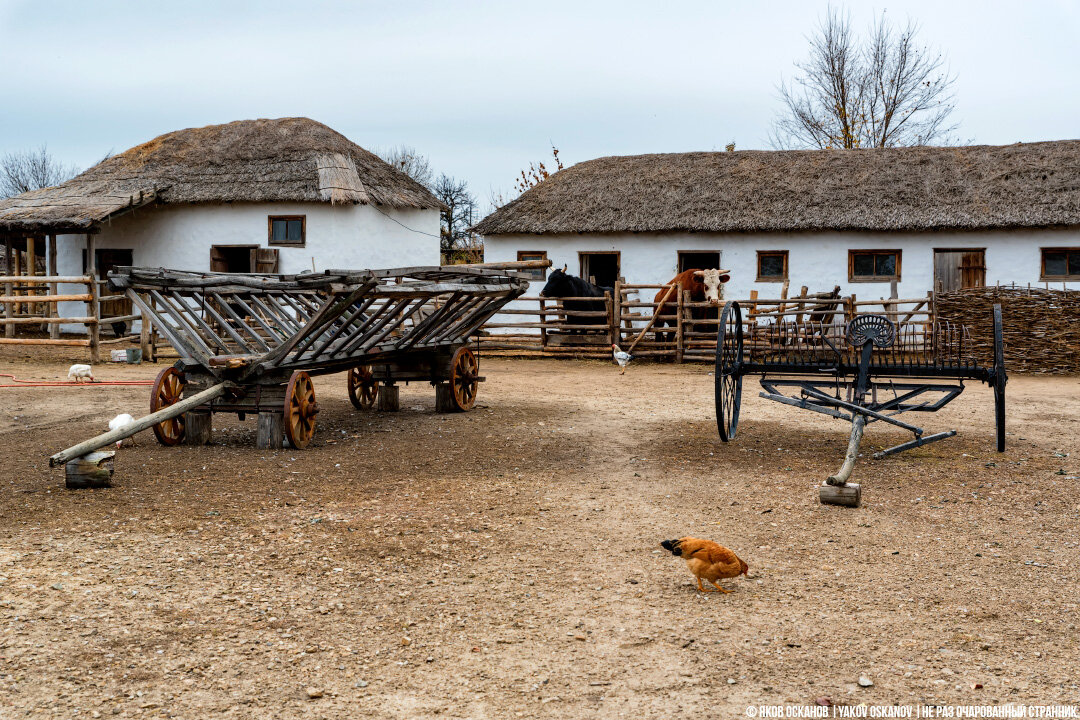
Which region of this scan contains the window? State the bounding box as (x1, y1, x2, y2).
(517, 250, 548, 280)
(849, 250, 901, 282)
(268, 215, 305, 246)
(756, 250, 788, 281)
(578, 251, 620, 289)
(1041, 248, 1080, 280)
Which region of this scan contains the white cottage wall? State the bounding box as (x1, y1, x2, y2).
(484, 228, 1080, 300)
(53, 202, 439, 332)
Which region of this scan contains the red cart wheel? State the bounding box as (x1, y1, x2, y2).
(448, 347, 479, 411)
(150, 366, 186, 446)
(347, 365, 379, 410)
(285, 371, 318, 449)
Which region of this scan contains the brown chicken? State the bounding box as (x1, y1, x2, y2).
(660, 537, 748, 593)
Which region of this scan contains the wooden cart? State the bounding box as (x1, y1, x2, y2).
(51, 265, 528, 463)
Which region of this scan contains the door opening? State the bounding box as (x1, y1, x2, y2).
(211, 245, 258, 273)
(678, 251, 721, 274)
(578, 252, 619, 289)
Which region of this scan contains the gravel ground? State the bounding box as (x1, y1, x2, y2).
(1, 352, 1078, 718)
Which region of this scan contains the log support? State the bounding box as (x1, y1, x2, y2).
(256, 412, 284, 449)
(184, 411, 212, 445)
(65, 451, 115, 490)
(378, 382, 400, 412)
(434, 383, 454, 413)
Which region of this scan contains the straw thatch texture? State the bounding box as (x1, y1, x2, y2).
(474, 141, 1080, 235)
(0, 118, 441, 233)
(936, 286, 1080, 375)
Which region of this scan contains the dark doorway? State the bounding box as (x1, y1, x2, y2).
(83, 248, 134, 325)
(678, 251, 721, 274)
(211, 245, 258, 273)
(578, 252, 619, 288)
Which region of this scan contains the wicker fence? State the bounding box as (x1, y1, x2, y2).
(936, 285, 1080, 374)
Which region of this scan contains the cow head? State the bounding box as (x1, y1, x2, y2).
(539, 267, 570, 297)
(692, 268, 732, 305)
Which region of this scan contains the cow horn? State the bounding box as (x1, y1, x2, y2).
(563, 264, 568, 273)
(692, 270, 704, 278)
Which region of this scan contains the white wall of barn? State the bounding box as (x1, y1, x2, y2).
(484, 228, 1080, 301)
(53, 202, 439, 333)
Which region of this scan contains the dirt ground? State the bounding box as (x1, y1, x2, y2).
(1, 349, 1078, 718)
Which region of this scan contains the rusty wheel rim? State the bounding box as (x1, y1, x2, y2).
(347, 365, 378, 410)
(150, 366, 186, 446)
(449, 347, 479, 411)
(285, 371, 317, 449)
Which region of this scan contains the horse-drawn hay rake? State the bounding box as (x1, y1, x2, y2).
(51, 265, 528, 466)
(713, 301, 1006, 507)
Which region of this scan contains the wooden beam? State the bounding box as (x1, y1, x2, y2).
(49, 381, 230, 466)
(2, 237, 11, 338)
(48, 235, 59, 339)
(87, 233, 99, 363)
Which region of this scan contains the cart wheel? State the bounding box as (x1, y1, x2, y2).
(714, 301, 744, 442)
(150, 366, 186, 446)
(284, 371, 318, 449)
(347, 365, 379, 410)
(993, 304, 1006, 452)
(449, 347, 479, 411)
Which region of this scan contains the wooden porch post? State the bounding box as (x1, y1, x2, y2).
(675, 283, 684, 363)
(611, 280, 622, 348)
(48, 235, 59, 339)
(26, 236, 37, 324)
(86, 233, 99, 363)
(3, 236, 12, 337)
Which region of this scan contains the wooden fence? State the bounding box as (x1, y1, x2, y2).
(0, 274, 154, 361)
(477, 279, 939, 363)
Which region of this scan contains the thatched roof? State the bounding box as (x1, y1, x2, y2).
(0, 117, 442, 234)
(474, 141, 1080, 235)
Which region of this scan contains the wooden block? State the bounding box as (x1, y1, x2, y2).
(256, 412, 283, 449)
(65, 451, 115, 489)
(184, 411, 212, 445)
(434, 383, 455, 413)
(378, 384, 400, 412)
(819, 482, 861, 508)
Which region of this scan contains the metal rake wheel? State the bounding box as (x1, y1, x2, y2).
(448, 346, 479, 412)
(284, 371, 318, 449)
(347, 365, 379, 410)
(150, 366, 186, 446)
(714, 301, 744, 442)
(993, 304, 1007, 452)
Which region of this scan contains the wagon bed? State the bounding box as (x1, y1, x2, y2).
(51, 265, 528, 463)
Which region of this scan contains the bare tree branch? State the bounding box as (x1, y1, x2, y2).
(0, 144, 80, 198)
(376, 144, 434, 189)
(431, 174, 482, 263)
(772, 8, 957, 149)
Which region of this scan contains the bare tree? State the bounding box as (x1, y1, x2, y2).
(490, 145, 565, 210)
(772, 8, 957, 149)
(0, 144, 80, 198)
(376, 145, 433, 188)
(431, 174, 481, 263)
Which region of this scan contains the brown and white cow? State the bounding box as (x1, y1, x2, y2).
(653, 268, 732, 343)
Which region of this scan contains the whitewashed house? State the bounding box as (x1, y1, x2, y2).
(476, 142, 1080, 299)
(0, 117, 442, 333)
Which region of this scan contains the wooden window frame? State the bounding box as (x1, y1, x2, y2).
(577, 250, 621, 286)
(756, 250, 789, 282)
(848, 249, 901, 282)
(516, 250, 548, 280)
(268, 215, 306, 247)
(1040, 247, 1080, 281)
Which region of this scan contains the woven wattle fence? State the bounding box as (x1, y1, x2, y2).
(935, 286, 1080, 375)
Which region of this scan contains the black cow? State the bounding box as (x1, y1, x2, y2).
(539, 267, 612, 333)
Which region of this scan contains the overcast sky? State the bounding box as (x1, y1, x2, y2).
(2, 0, 1077, 211)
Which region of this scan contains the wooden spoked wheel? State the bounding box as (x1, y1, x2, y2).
(714, 301, 744, 442)
(993, 304, 1007, 452)
(448, 346, 479, 412)
(347, 365, 379, 410)
(150, 366, 186, 446)
(284, 371, 319, 449)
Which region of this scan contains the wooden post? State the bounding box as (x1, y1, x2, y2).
(378, 382, 400, 411)
(48, 235, 59, 339)
(612, 280, 622, 347)
(86, 234, 99, 363)
(26, 236, 37, 321)
(604, 291, 614, 346)
(538, 297, 547, 349)
(3, 236, 11, 338)
(140, 311, 151, 360)
(435, 384, 454, 412)
(675, 283, 684, 363)
(795, 286, 809, 324)
(256, 412, 284, 449)
(12, 240, 22, 317)
(184, 412, 212, 445)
